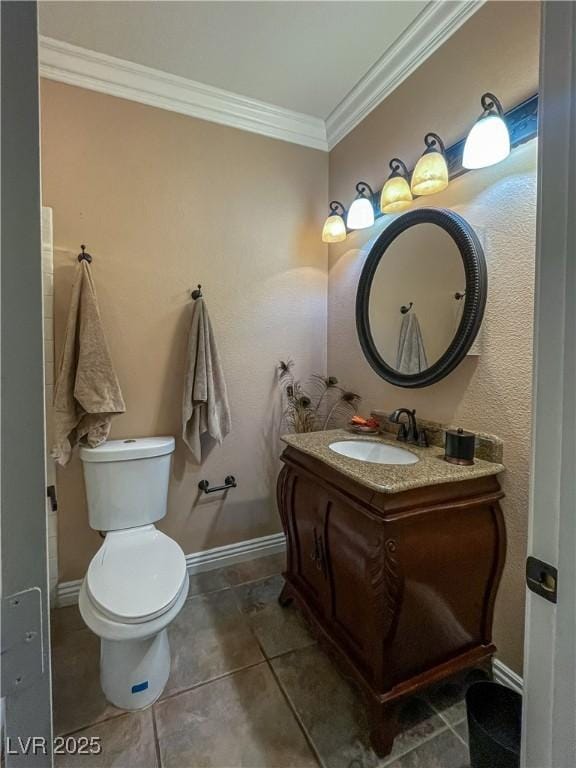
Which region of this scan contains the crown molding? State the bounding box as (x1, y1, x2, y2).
(38, 36, 328, 151)
(39, 2, 483, 155)
(326, 0, 485, 149)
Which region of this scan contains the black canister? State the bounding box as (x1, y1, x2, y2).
(444, 427, 476, 465)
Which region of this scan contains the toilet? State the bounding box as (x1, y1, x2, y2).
(78, 436, 189, 710)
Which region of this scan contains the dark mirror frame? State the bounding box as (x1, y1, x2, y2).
(356, 208, 487, 388)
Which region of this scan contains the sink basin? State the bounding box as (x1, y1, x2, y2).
(329, 440, 419, 465)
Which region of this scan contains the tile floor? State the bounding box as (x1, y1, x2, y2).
(51, 553, 480, 768)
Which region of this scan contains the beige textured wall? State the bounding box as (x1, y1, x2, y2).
(41, 80, 328, 581)
(327, 1, 540, 674)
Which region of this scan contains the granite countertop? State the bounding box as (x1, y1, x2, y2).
(281, 429, 504, 494)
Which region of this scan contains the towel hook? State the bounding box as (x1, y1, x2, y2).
(191, 284, 203, 300)
(454, 291, 466, 300)
(78, 244, 92, 263)
(400, 302, 413, 314)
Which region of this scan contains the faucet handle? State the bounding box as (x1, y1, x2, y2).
(418, 428, 428, 448)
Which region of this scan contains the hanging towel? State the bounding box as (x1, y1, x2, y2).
(52, 261, 126, 466)
(182, 297, 231, 462)
(396, 312, 429, 374)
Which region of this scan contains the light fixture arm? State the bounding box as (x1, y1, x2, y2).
(480, 92, 504, 117)
(423, 133, 446, 155)
(389, 158, 410, 179)
(328, 200, 346, 217)
(354, 181, 374, 200)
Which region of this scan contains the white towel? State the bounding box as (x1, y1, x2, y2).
(182, 298, 231, 462)
(396, 312, 429, 374)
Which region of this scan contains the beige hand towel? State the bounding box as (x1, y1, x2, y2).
(52, 261, 125, 466)
(396, 311, 429, 375)
(182, 297, 231, 462)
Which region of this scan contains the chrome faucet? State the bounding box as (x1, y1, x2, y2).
(389, 408, 428, 447)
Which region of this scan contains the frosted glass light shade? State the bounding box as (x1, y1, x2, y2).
(462, 114, 510, 169)
(322, 214, 347, 243)
(411, 151, 449, 196)
(347, 197, 374, 230)
(380, 176, 413, 213)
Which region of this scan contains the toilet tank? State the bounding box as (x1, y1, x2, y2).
(79, 437, 175, 532)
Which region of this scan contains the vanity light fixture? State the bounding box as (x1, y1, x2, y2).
(321, 201, 347, 243)
(462, 92, 510, 169)
(346, 182, 375, 230)
(380, 159, 413, 214)
(411, 133, 449, 196)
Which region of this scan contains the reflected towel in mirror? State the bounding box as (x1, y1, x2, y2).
(396, 311, 429, 374)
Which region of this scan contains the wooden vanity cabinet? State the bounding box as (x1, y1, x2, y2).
(277, 446, 506, 757)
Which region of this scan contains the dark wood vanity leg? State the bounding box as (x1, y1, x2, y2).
(368, 701, 398, 758)
(278, 582, 294, 608)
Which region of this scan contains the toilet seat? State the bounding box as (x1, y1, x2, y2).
(86, 525, 187, 624)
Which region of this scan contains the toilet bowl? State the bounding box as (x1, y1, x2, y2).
(78, 437, 188, 709)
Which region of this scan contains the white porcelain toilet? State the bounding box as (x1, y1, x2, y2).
(78, 436, 189, 710)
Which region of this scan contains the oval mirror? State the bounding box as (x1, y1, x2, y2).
(356, 208, 487, 388)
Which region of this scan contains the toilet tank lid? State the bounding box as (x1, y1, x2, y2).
(80, 437, 175, 463)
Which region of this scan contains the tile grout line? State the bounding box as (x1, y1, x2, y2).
(185, 568, 285, 602)
(151, 705, 163, 768)
(264, 656, 326, 768)
(425, 698, 470, 753)
(447, 719, 468, 749)
(227, 584, 324, 767)
(157, 658, 268, 704)
(427, 698, 467, 730)
(232, 586, 326, 768)
(378, 725, 454, 767)
(53, 571, 284, 739)
(55, 659, 270, 738)
(57, 710, 136, 738)
(230, 571, 327, 767)
(228, 578, 449, 767)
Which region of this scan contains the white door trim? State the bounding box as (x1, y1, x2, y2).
(522, 3, 576, 767)
(1, 1, 54, 759)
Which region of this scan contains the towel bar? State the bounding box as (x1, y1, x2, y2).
(198, 475, 236, 494)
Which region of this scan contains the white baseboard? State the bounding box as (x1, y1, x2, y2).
(493, 658, 524, 695)
(184, 532, 285, 574)
(56, 531, 286, 607)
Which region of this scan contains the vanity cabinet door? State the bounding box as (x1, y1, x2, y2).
(289, 473, 331, 615)
(325, 500, 387, 684)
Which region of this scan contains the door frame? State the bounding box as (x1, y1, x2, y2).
(522, 2, 576, 767)
(1, 2, 53, 765)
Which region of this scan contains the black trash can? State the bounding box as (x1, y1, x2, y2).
(466, 681, 522, 768)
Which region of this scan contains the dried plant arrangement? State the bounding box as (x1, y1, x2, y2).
(278, 360, 361, 433)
